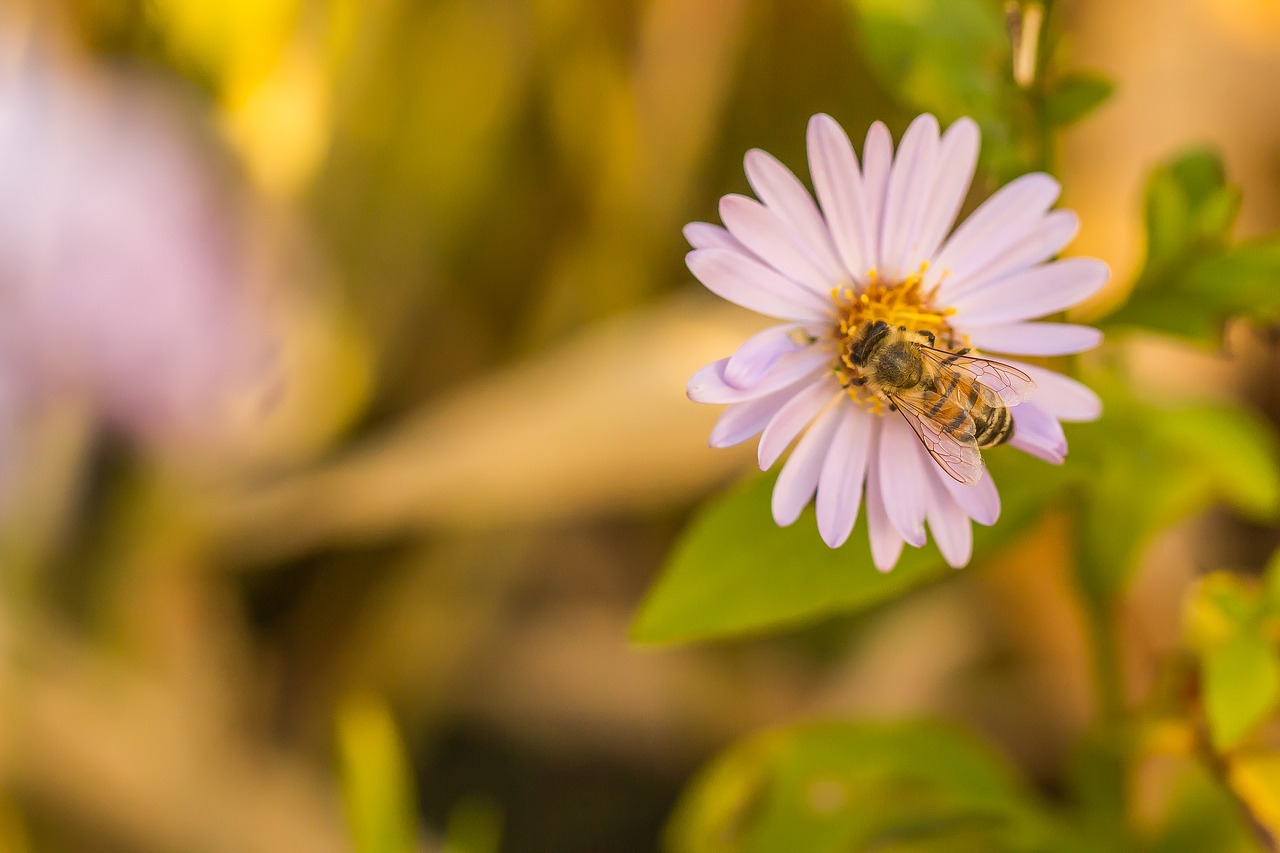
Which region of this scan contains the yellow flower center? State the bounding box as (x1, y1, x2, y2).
(826, 264, 961, 412)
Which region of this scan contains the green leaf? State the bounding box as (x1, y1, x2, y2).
(1041, 72, 1113, 127)
(1184, 574, 1280, 751)
(335, 694, 418, 853)
(665, 721, 1060, 853)
(1141, 149, 1239, 277)
(1204, 633, 1280, 750)
(632, 446, 1074, 645)
(1072, 383, 1280, 602)
(845, 0, 1024, 176)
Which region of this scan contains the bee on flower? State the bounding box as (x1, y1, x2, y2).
(686, 114, 1107, 570)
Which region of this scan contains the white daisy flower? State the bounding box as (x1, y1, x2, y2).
(686, 114, 1107, 570)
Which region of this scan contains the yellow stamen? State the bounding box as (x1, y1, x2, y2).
(829, 262, 959, 411)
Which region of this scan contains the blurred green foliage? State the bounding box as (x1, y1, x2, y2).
(1103, 149, 1280, 342)
(1184, 559, 1280, 751)
(666, 721, 1059, 853)
(632, 444, 1072, 644)
(336, 694, 419, 853)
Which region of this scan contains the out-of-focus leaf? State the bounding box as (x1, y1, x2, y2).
(844, 0, 1025, 177)
(1041, 72, 1113, 127)
(335, 695, 417, 853)
(1073, 384, 1280, 603)
(1228, 754, 1280, 841)
(443, 797, 503, 853)
(1142, 149, 1238, 276)
(632, 444, 1075, 645)
(1097, 149, 1280, 345)
(1185, 574, 1280, 751)
(1145, 758, 1268, 853)
(1204, 634, 1280, 749)
(665, 721, 1060, 853)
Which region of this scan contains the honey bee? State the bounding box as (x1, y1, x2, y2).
(847, 320, 1036, 484)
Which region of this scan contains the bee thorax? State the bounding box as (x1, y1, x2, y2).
(871, 342, 924, 389)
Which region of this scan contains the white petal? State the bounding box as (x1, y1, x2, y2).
(864, 430, 905, 571)
(948, 258, 1110, 326)
(1010, 402, 1067, 463)
(772, 399, 845, 526)
(806, 114, 872, 281)
(938, 210, 1078, 301)
(960, 322, 1103, 356)
(860, 121, 893, 272)
(1004, 361, 1103, 422)
(687, 248, 830, 321)
(928, 173, 1060, 289)
(724, 323, 806, 388)
(878, 415, 928, 546)
(879, 114, 939, 280)
(914, 117, 980, 262)
(758, 380, 840, 469)
(938, 465, 1001, 526)
(720, 195, 834, 294)
(744, 148, 845, 282)
(926, 471, 973, 568)
(708, 385, 798, 448)
(816, 404, 874, 547)
(684, 221, 752, 255)
(687, 349, 830, 404)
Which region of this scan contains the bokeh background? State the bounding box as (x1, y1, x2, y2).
(2, 1, 1280, 851)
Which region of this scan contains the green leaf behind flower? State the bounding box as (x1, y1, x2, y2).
(664, 720, 1061, 853)
(1098, 149, 1280, 343)
(1071, 382, 1280, 604)
(1040, 72, 1114, 128)
(1184, 572, 1280, 751)
(631, 444, 1076, 646)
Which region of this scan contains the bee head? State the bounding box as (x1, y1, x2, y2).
(848, 320, 891, 367)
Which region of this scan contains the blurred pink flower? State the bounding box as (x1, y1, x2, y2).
(687, 114, 1107, 570)
(0, 46, 271, 448)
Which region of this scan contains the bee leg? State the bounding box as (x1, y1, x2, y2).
(939, 346, 971, 366)
(888, 403, 898, 412)
(920, 330, 935, 346)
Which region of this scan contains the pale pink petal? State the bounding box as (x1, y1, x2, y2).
(913, 117, 980, 262)
(948, 258, 1110, 326)
(927, 173, 1060, 289)
(687, 349, 830, 404)
(937, 210, 1078, 301)
(743, 148, 846, 282)
(879, 114, 939, 280)
(960, 322, 1103, 356)
(806, 114, 872, 281)
(878, 415, 928, 546)
(860, 121, 893, 272)
(865, 435, 905, 571)
(925, 472, 973, 568)
(758, 380, 840, 469)
(1009, 402, 1067, 463)
(683, 221, 753, 256)
(708, 385, 798, 448)
(772, 399, 845, 526)
(1004, 361, 1103, 422)
(686, 248, 830, 321)
(720, 195, 835, 294)
(939, 465, 1001, 526)
(816, 405, 875, 547)
(724, 323, 806, 388)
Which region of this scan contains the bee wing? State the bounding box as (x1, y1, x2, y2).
(919, 347, 1036, 406)
(889, 392, 985, 485)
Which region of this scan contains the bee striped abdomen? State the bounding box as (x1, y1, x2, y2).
(972, 399, 1014, 448)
